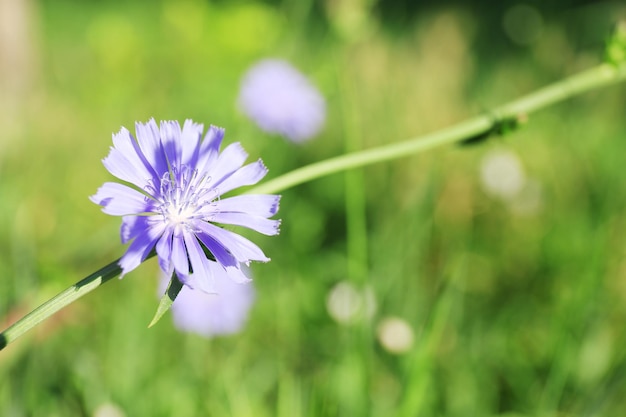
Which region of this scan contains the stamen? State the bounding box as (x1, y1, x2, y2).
(156, 164, 217, 230)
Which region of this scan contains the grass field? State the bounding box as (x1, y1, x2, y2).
(2, 1, 626, 416)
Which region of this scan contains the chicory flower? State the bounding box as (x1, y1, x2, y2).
(91, 119, 280, 293)
(158, 269, 255, 337)
(238, 59, 326, 143)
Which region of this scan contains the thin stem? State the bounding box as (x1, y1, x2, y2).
(248, 63, 626, 196)
(0, 259, 123, 350)
(340, 63, 369, 283)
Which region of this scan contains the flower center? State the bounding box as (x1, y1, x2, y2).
(165, 203, 197, 225)
(156, 165, 217, 228)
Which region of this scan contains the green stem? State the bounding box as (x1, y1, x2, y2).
(0, 259, 123, 350)
(339, 64, 368, 283)
(248, 63, 626, 195)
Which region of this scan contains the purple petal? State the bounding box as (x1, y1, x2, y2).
(121, 215, 158, 244)
(171, 233, 189, 277)
(90, 182, 152, 216)
(181, 231, 217, 293)
(102, 148, 144, 189)
(191, 228, 239, 268)
(135, 119, 168, 176)
(180, 119, 203, 166)
(160, 120, 183, 169)
(195, 221, 269, 263)
(223, 265, 252, 283)
(211, 212, 280, 236)
(103, 128, 155, 189)
(155, 227, 174, 273)
(178, 270, 216, 294)
(119, 220, 166, 276)
(213, 194, 280, 218)
(213, 160, 268, 195)
(207, 142, 248, 186)
(196, 125, 225, 174)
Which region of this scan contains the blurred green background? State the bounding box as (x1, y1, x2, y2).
(2, 0, 626, 416)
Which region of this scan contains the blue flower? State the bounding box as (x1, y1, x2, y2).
(158, 269, 255, 338)
(91, 119, 280, 293)
(238, 59, 326, 143)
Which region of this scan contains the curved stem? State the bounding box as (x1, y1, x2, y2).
(248, 63, 626, 195)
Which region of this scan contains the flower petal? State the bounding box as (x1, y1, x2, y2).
(211, 212, 280, 236)
(171, 233, 189, 277)
(119, 220, 166, 276)
(191, 227, 238, 268)
(181, 231, 217, 293)
(103, 128, 156, 189)
(155, 227, 174, 273)
(180, 119, 203, 166)
(207, 142, 248, 186)
(223, 265, 252, 283)
(195, 221, 269, 263)
(90, 182, 153, 216)
(213, 194, 280, 218)
(213, 159, 268, 195)
(160, 120, 183, 170)
(121, 215, 142, 244)
(196, 125, 225, 174)
(135, 119, 168, 176)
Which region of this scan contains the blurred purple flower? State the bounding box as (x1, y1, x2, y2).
(158, 269, 255, 338)
(238, 59, 326, 143)
(91, 119, 280, 293)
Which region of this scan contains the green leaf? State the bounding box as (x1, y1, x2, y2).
(149, 273, 183, 328)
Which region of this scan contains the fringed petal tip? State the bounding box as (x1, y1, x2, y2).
(89, 195, 113, 214)
(272, 194, 281, 216)
(259, 218, 281, 236)
(208, 124, 225, 136)
(88, 193, 103, 206)
(135, 118, 158, 130)
(113, 125, 131, 139)
(258, 158, 268, 172)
